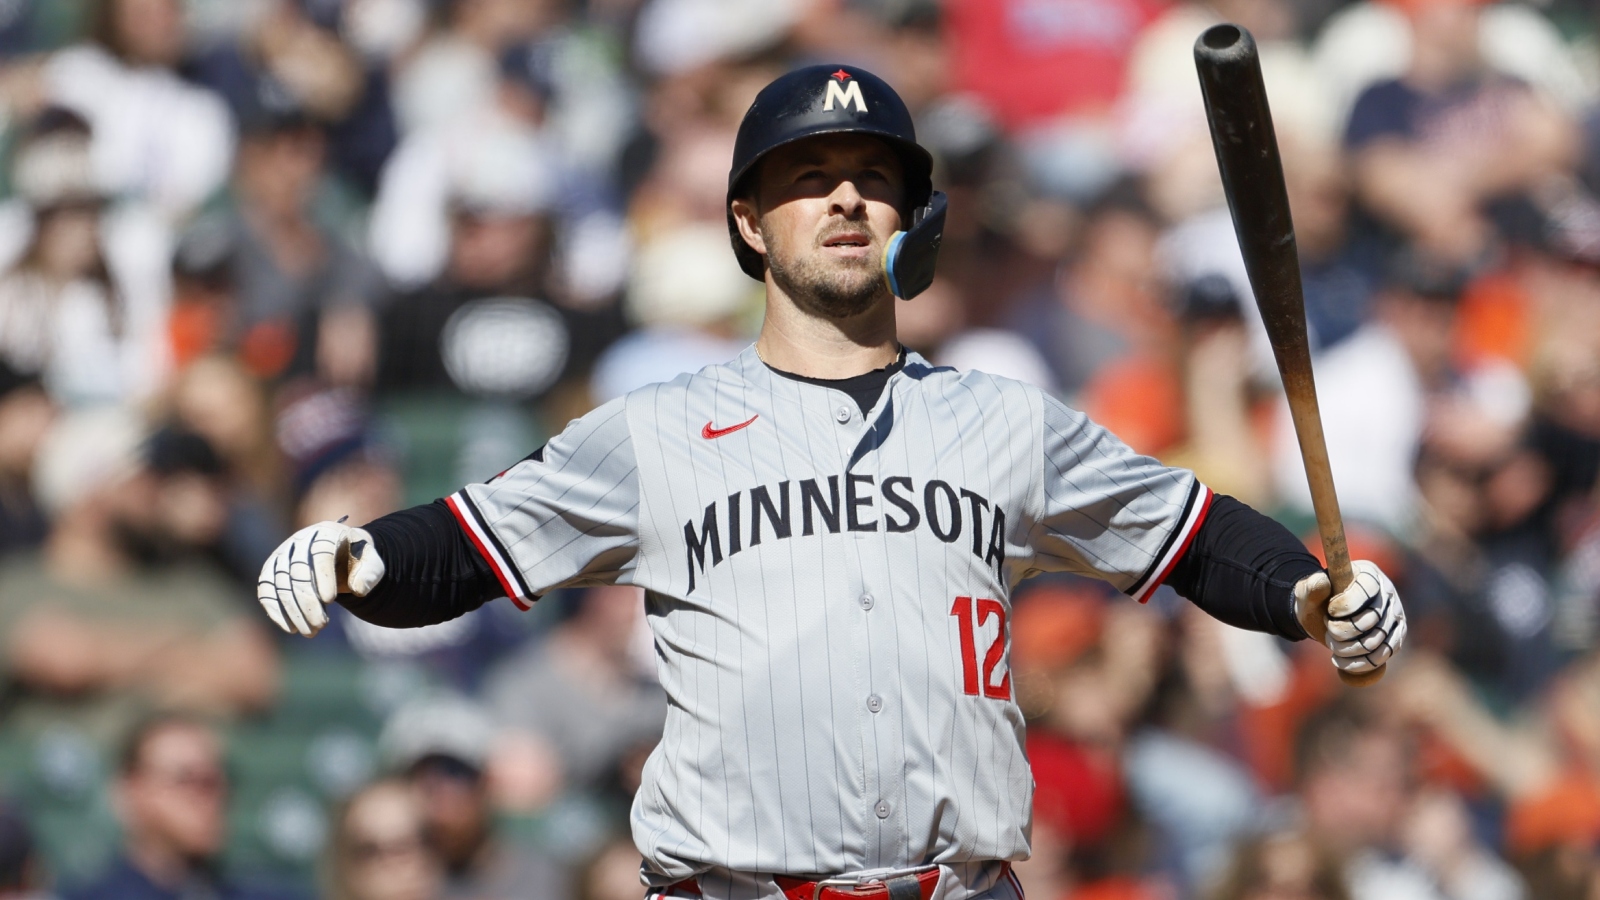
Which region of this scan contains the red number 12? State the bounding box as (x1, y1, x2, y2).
(951, 596, 1011, 700)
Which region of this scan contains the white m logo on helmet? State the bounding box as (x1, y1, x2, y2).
(823, 79, 867, 113)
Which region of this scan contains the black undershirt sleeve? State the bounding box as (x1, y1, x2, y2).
(337, 499, 505, 628)
(1164, 494, 1321, 641)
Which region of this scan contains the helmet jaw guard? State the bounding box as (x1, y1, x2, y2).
(882, 190, 946, 300)
(726, 64, 942, 299)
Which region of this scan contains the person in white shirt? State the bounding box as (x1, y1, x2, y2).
(0, 108, 171, 406)
(42, 0, 234, 220)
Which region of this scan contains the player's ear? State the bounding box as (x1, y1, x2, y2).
(730, 197, 767, 257)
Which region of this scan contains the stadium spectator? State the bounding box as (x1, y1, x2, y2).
(391, 0, 555, 136)
(188, 1, 363, 126)
(162, 357, 286, 582)
(325, 779, 443, 900)
(1004, 186, 1170, 410)
(1151, 286, 1272, 506)
(368, 40, 566, 292)
(589, 221, 753, 402)
(1296, 705, 1526, 899)
(198, 101, 383, 387)
(630, 0, 800, 77)
(1205, 831, 1349, 900)
(1123, 606, 1265, 892)
(1272, 251, 1483, 533)
(133, 423, 262, 587)
(66, 715, 301, 900)
(182, 0, 395, 193)
(379, 695, 566, 900)
(935, 327, 1056, 392)
(1313, 0, 1591, 123)
(1283, 137, 1382, 350)
(0, 108, 171, 407)
(38, 0, 233, 219)
(372, 125, 575, 402)
(1343, 0, 1578, 264)
(1122, 0, 1335, 223)
(0, 409, 277, 746)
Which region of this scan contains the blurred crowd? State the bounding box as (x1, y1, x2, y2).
(1, 0, 1600, 899)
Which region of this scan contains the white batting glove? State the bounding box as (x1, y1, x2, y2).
(256, 519, 386, 637)
(1293, 559, 1406, 674)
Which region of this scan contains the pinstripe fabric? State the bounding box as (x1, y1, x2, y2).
(455, 347, 1202, 898)
(451, 397, 641, 604)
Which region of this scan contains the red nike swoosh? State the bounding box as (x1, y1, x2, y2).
(702, 414, 759, 439)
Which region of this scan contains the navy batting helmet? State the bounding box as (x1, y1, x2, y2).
(726, 64, 939, 293)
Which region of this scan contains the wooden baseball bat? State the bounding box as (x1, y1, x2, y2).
(1193, 23, 1384, 687)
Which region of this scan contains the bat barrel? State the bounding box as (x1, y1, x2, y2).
(1193, 24, 1303, 351)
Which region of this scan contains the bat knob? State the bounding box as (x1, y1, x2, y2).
(1195, 23, 1255, 67)
(1201, 23, 1244, 51)
(1339, 666, 1386, 687)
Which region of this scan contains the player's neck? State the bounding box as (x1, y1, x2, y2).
(756, 289, 899, 379)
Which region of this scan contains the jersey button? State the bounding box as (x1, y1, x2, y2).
(859, 593, 874, 610)
(834, 405, 852, 423)
(875, 801, 891, 819)
(867, 694, 883, 713)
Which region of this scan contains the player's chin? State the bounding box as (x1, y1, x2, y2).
(788, 276, 881, 320)
(772, 248, 888, 317)
(823, 255, 880, 284)
(825, 264, 889, 305)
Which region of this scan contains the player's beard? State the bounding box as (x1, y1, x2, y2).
(761, 219, 889, 320)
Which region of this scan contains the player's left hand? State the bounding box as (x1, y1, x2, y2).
(256, 518, 385, 637)
(1293, 559, 1406, 674)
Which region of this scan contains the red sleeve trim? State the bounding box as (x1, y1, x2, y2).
(445, 493, 533, 610)
(1131, 484, 1214, 604)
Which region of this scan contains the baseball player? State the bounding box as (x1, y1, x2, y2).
(258, 66, 1406, 900)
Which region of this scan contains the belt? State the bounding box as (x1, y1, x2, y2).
(778, 866, 942, 900)
(665, 865, 951, 900)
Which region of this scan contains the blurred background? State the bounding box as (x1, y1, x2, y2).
(0, 0, 1598, 898)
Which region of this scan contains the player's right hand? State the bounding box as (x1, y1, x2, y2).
(1293, 559, 1406, 674)
(256, 519, 385, 637)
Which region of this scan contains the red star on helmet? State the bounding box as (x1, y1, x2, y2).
(831, 69, 851, 81)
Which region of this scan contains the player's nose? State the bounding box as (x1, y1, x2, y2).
(827, 179, 868, 219)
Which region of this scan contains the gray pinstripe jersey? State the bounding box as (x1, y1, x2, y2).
(447, 346, 1210, 893)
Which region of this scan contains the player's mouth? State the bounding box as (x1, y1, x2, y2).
(820, 230, 875, 260)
